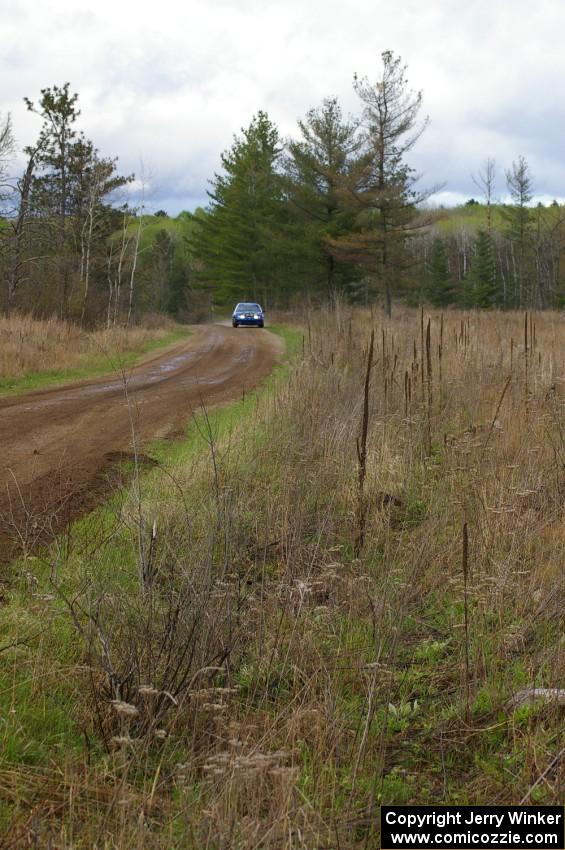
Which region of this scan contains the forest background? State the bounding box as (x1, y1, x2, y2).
(1, 52, 564, 324)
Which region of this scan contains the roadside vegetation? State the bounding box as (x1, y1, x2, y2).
(1, 307, 563, 848)
(0, 312, 189, 395)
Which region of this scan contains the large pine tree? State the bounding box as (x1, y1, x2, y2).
(193, 112, 286, 306)
(327, 51, 432, 316)
(23, 84, 130, 318)
(283, 97, 362, 299)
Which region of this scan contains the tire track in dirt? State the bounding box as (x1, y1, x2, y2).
(0, 324, 284, 562)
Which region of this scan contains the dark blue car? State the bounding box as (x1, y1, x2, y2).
(232, 302, 265, 328)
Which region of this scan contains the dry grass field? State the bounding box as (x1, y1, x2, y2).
(0, 313, 181, 389)
(0, 306, 563, 848)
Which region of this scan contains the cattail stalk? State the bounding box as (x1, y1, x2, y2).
(355, 329, 375, 557)
(426, 318, 433, 455)
(462, 522, 471, 723)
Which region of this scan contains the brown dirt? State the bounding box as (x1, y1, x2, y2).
(0, 324, 284, 562)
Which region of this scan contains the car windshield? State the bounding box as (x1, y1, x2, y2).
(235, 303, 261, 311)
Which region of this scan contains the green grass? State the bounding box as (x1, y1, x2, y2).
(0, 326, 191, 398)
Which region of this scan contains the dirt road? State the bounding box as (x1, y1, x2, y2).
(0, 324, 283, 561)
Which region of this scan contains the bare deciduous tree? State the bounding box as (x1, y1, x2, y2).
(0, 113, 14, 193)
(472, 157, 496, 235)
(7, 151, 37, 311)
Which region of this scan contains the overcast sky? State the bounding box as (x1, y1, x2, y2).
(2, 0, 564, 214)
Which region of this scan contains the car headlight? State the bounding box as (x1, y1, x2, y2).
(253, 313, 260, 319)
(238, 314, 245, 318)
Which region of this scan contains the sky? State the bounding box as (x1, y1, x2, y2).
(1, 0, 565, 215)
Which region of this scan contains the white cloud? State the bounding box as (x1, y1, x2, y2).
(1, 0, 564, 212)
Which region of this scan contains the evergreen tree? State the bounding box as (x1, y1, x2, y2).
(193, 112, 286, 306)
(327, 51, 432, 316)
(166, 246, 191, 315)
(25, 83, 80, 312)
(151, 227, 175, 311)
(24, 84, 131, 318)
(501, 155, 533, 307)
(426, 238, 455, 306)
(471, 229, 498, 307)
(25, 84, 80, 222)
(283, 97, 362, 298)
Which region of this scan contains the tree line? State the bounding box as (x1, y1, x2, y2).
(192, 50, 434, 316)
(192, 51, 565, 313)
(421, 158, 565, 310)
(2, 55, 565, 322)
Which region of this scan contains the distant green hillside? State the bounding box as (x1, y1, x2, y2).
(114, 210, 199, 248)
(415, 200, 565, 310)
(429, 200, 563, 235)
